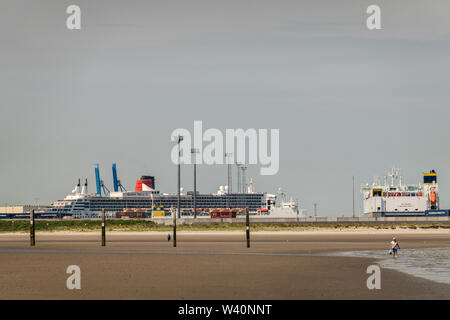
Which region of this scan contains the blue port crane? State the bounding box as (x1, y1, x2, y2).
(94, 163, 110, 196)
(95, 164, 101, 196)
(112, 163, 127, 192)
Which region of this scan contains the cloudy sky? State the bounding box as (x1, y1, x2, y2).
(1, 0, 449, 216)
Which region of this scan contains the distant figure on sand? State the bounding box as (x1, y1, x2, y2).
(168, 234, 171, 241)
(390, 237, 400, 258)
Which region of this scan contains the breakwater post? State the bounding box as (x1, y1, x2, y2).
(246, 208, 250, 248)
(101, 208, 106, 246)
(30, 209, 35, 246)
(173, 209, 177, 247)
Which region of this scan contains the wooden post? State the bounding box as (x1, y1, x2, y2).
(246, 208, 250, 248)
(173, 209, 177, 247)
(30, 209, 35, 246)
(101, 208, 106, 246)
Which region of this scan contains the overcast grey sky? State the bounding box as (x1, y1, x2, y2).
(1, 0, 450, 216)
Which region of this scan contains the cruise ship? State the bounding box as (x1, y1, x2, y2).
(361, 168, 447, 217)
(40, 164, 301, 219)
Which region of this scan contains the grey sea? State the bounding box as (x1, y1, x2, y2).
(334, 247, 450, 284)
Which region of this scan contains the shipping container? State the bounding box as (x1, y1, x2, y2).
(210, 210, 236, 218)
(152, 210, 166, 217)
(425, 209, 450, 217)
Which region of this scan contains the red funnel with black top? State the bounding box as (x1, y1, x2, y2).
(135, 176, 155, 191)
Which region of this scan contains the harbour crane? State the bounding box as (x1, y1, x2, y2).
(112, 163, 127, 192)
(94, 163, 110, 196)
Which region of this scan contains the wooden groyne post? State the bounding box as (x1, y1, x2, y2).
(30, 209, 35, 246)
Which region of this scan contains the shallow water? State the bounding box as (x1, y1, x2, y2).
(333, 247, 450, 284)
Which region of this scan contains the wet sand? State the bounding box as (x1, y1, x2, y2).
(0, 230, 449, 299)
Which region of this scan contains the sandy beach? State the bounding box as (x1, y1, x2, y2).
(0, 230, 449, 299)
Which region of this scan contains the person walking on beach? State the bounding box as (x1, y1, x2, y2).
(390, 237, 400, 258)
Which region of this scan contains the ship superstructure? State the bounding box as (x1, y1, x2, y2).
(361, 168, 440, 217)
(44, 164, 302, 219)
(264, 188, 300, 217)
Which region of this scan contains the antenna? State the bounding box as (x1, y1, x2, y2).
(236, 163, 242, 193)
(352, 176, 355, 218)
(192, 148, 200, 218)
(241, 165, 248, 193)
(225, 153, 232, 193)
